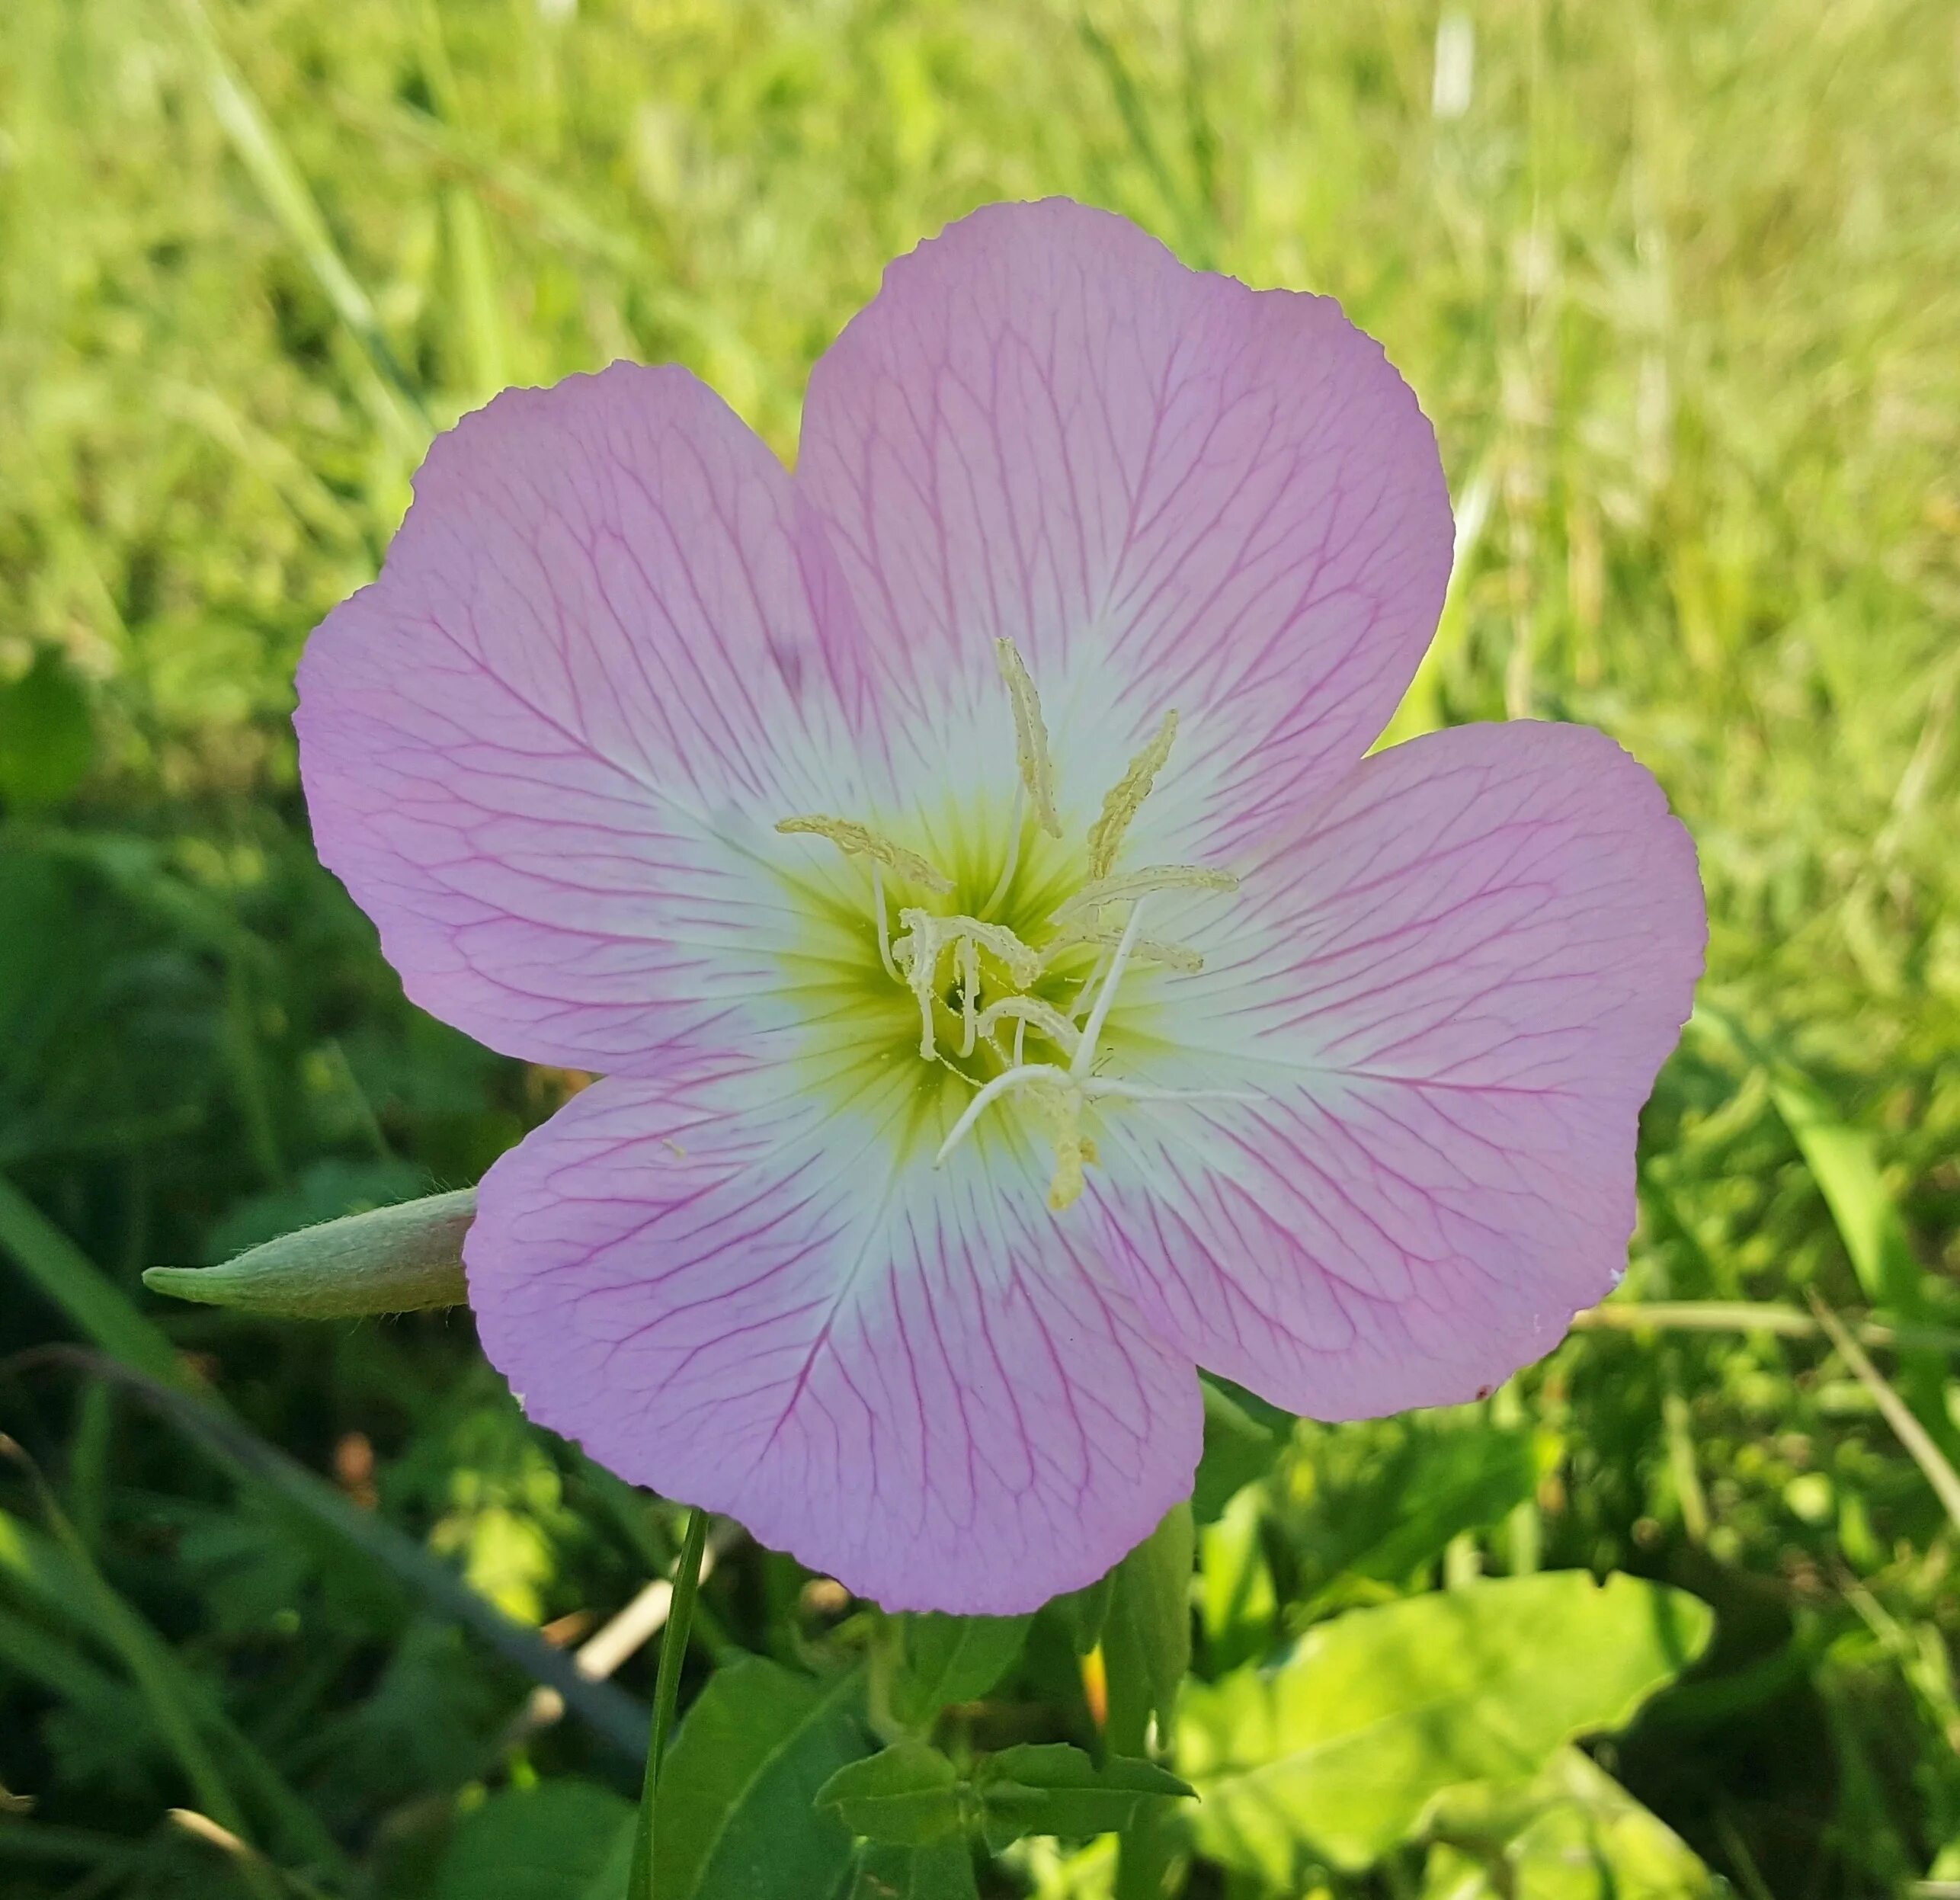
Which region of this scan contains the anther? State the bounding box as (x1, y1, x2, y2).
(1048, 920, 1206, 976)
(994, 639, 1062, 839)
(1087, 710, 1178, 880)
(777, 815, 953, 893)
(1052, 864, 1238, 921)
(1031, 1082, 1093, 1211)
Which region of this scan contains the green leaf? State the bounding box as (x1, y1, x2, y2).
(655, 1660, 870, 1900)
(1177, 1571, 1713, 1879)
(1198, 1486, 1277, 1671)
(0, 650, 93, 809)
(815, 1742, 965, 1847)
(145, 1186, 474, 1316)
(1770, 1075, 1923, 1313)
(1055, 1572, 1115, 1657)
(888, 1613, 1030, 1728)
(1102, 1503, 1193, 1754)
(1420, 1748, 1719, 1898)
(976, 1745, 1193, 1850)
(1771, 1072, 1953, 1449)
(576, 1825, 636, 1900)
(1192, 1378, 1283, 1525)
(1305, 1426, 1539, 1611)
(433, 1783, 635, 1900)
(817, 1737, 1193, 1857)
(846, 1842, 980, 1900)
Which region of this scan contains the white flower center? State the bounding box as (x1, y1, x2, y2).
(776, 640, 1252, 1211)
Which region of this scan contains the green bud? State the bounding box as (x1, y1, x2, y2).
(143, 1189, 474, 1318)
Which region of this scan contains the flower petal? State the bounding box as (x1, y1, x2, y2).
(296, 363, 885, 1073)
(466, 1059, 1202, 1613)
(797, 197, 1452, 857)
(1080, 723, 1705, 1417)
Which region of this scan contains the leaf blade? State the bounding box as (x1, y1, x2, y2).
(655, 1660, 870, 1900)
(1178, 1572, 1713, 1878)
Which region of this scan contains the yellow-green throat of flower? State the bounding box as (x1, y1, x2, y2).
(775, 639, 1251, 1212)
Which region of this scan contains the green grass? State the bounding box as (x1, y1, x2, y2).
(2, 0, 1958, 1895)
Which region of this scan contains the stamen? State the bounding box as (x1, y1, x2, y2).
(895, 911, 947, 1059)
(1052, 863, 1238, 921)
(1033, 1084, 1092, 1212)
(956, 936, 981, 1059)
(1087, 710, 1178, 880)
(994, 639, 1062, 838)
(1079, 1078, 1259, 1107)
(1073, 896, 1148, 1081)
(871, 863, 896, 980)
(1049, 919, 1206, 976)
(892, 908, 1046, 1061)
(975, 995, 1082, 1062)
(905, 912, 1043, 990)
(777, 815, 953, 893)
(818, 640, 1248, 1213)
(1066, 945, 1110, 1023)
(934, 1062, 1072, 1167)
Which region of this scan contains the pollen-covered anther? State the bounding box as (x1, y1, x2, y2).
(1086, 710, 1178, 880)
(1051, 864, 1239, 921)
(775, 814, 953, 893)
(1049, 920, 1206, 976)
(1025, 1079, 1094, 1212)
(994, 638, 1063, 839)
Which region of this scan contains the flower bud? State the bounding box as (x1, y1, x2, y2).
(143, 1189, 473, 1318)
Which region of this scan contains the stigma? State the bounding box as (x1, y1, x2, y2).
(777, 639, 1249, 1211)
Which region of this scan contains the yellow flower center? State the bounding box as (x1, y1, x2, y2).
(775, 640, 1250, 1211)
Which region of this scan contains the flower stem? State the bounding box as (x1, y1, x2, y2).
(625, 1505, 709, 1900)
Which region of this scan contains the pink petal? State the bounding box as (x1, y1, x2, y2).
(466, 1057, 1202, 1613)
(797, 198, 1453, 857)
(1080, 722, 1705, 1417)
(295, 364, 886, 1073)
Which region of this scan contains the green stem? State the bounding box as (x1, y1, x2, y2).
(1571, 1298, 1960, 1355)
(626, 1507, 709, 1900)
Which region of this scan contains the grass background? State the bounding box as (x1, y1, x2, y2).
(2, 0, 1957, 1895)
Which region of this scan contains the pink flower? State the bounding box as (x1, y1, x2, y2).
(295, 200, 1705, 1613)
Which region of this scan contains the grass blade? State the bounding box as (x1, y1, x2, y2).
(0, 1175, 191, 1391)
(0, 1464, 283, 1900)
(170, 0, 431, 461)
(1770, 1075, 1926, 1314)
(21, 1347, 651, 1760)
(1808, 1296, 1960, 1533)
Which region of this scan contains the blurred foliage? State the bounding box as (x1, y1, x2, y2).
(1, 0, 1957, 1895)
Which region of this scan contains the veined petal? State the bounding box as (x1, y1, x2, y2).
(1080, 723, 1705, 1418)
(797, 197, 1453, 859)
(466, 1059, 1201, 1613)
(296, 363, 885, 1073)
